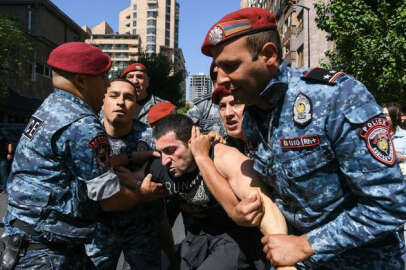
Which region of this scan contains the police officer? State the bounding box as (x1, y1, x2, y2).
(2, 42, 155, 269)
(187, 62, 226, 136)
(85, 79, 172, 269)
(201, 8, 406, 269)
(120, 63, 168, 125)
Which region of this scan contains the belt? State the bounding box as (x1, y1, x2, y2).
(10, 219, 65, 251)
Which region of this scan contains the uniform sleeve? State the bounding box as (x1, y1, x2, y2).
(306, 76, 406, 263)
(55, 116, 120, 201)
(187, 103, 204, 124)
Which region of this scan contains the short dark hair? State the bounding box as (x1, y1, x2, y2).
(152, 114, 193, 144)
(52, 68, 75, 80)
(245, 29, 282, 62)
(109, 78, 135, 89)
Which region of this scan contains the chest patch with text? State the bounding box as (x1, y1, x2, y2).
(280, 135, 320, 150)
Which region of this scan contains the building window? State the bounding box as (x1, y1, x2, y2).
(147, 36, 156, 42)
(147, 28, 156, 34)
(148, 3, 157, 9)
(146, 45, 156, 51)
(165, 29, 170, 39)
(147, 19, 156, 26)
(147, 11, 158, 18)
(166, 6, 171, 13)
(296, 45, 304, 67)
(133, 21, 137, 27)
(165, 38, 170, 46)
(132, 29, 136, 35)
(133, 4, 137, 10)
(297, 10, 303, 34)
(133, 12, 137, 18)
(36, 62, 44, 74)
(166, 22, 170, 29)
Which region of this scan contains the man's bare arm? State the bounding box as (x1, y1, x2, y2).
(213, 143, 287, 235)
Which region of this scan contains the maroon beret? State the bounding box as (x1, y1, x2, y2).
(47, 42, 111, 75)
(211, 85, 231, 105)
(201, 8, 277, 57)
(148, 102, 177, 125)
(120, 63, 147, 78)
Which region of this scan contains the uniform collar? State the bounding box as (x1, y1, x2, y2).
(258, 61, 289, 108)
(53, 88, 95, 114)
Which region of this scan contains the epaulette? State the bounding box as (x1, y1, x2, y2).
(301, 67, 345, 85)
(192, 93, 212, 105)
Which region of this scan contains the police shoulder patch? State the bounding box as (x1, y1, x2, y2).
(23, 116, 43, 140)
(293, 93, 312, 127)
(88, 133, 110, 168)
(359, 117, 395, 166)
(301, 67, 345, 85)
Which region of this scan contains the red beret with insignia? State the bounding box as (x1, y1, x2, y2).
(211, 85, 231, 105)
(148, 102, 177, 125)
(120, 63, 147, 78)
(201, 8, 277, 57)
(47, 42, 111, 75)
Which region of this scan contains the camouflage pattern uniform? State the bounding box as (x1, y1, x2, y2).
(135, 94, 167, 126)
(85, 119, 164, 270)
(3, 89, 120, 269)
(243, 62, 406, 269)
(187, 93, 226, 136)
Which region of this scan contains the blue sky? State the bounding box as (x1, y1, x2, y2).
(52, 0, 240, 99)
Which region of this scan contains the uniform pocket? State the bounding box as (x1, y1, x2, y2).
(282, 143, 335, 179)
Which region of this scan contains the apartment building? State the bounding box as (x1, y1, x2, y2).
(119, 0, 179, 54)
(189, 73, 212, 102)
(83, 21, 141, 69)
(0, 0, 88, 122)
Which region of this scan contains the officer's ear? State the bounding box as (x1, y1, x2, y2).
(72, 74, 87, 91)
(260, 42, 279, 69)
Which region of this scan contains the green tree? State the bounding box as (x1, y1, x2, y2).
(0, 17, 34, 99)
(314, 0, 406, 106)
(109, 52, 186, 106)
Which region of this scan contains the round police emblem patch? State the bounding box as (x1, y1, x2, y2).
(209, 26, 223, 45)
(359, 117, 395, 166)
(293, 93, 312, 127)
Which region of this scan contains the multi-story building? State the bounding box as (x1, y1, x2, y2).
(189, 73, 212, 102)
(119, 0, 179, 54)
(0, 0, 88, 123)
(118, 0, 186, 102)
(241, 0, 333, 68)
(83, 21, 141, 70)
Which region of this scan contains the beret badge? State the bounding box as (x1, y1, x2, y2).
(209, 26, 223, 45)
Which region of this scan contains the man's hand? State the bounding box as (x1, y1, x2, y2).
(207, 131, 226, 144)
(139, 173, 167, 201)
(231, 192, 264, 227)
(261, 234, 314, 266)
(189, 126, 211, 159)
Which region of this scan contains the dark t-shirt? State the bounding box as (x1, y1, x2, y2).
(147, 157, 267, 267)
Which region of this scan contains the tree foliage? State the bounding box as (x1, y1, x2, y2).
(109, 52, 185, 106)
(0, 17, 34, 99)
(314, 0, 406, 106)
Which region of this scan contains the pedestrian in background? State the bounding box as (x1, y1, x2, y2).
(383, 102, 406, 177)
(202, 7, 406, 269)
(121, 63, 168, 126)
